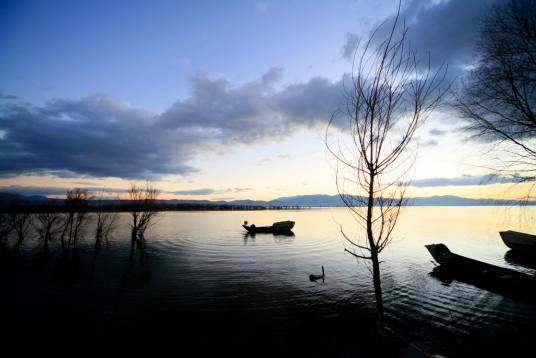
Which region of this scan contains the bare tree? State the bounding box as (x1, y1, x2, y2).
(60, 188, 91, 255)
(128, 183, 159, 245)
(455, 0, 536, 180)
(35, 209, 62, 254)
(326, 6, 447, 332)
(93, 194, 117, 244)
(8, 203, 33, 251)
(0, 213, 13, 249)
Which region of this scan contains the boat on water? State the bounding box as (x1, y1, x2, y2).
(425, 243, 536, 303)
(499, 230, 536, 252)
(242, 220, 295, 234)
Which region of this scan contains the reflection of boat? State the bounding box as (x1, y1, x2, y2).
(504, 250, 536, 270)
(499, 230, 536, 252)
(242, 220, 295, 234)
(426, 243, 536, 303)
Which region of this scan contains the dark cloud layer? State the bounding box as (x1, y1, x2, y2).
(344, 0, 506, 77)
(171, 187, 251, 196)
(429, 129, 447, 136)
(0, 185, 252, 197)
(1, 1, 501, 181)
(0, 185, 127, 196)
(0, 69, 344, 179)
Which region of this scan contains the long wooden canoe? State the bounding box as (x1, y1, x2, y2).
(426, 243, 536, 303)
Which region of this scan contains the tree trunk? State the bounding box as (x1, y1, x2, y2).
(131, 227, 138, 244)
(371, 250, 385, 333)
(367, 170, 385, 333)
(16, 232, 24, 250)
(44, 232, 49, 254)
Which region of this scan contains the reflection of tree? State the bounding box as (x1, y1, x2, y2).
(122, 240, 149, 284)
(327, 4, 447, 333)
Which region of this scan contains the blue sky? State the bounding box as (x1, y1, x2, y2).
(2, 0, 526, 201)
(1, 0, 381, 110)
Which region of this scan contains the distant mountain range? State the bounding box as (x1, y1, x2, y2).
(1, 192, 534, 207)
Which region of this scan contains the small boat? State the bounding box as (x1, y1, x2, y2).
(242, 220, 295, 234)
(425, 243, 536, 303)
(499, 230, 536, 252)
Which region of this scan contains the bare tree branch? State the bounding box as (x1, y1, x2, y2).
(326, 1, 448, 331)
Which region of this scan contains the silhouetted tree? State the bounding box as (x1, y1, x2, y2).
(60, 189, 91, 255)
(128, 183, 159, 245)
(456, 0, 536, 180)
(0, 213, 13, 250)
(9, 208, 33, 251)
(93, 195, 117, 244)
(35, 210, 62, 254)
(327, 5, 447, 332)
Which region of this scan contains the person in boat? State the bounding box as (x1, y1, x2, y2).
(244, 221, 255, 230)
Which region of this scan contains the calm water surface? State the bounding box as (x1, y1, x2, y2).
(3, 207, 536, 356)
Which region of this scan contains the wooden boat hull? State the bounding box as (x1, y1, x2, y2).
(499, 230, 536, 252)
(426, 243, 536, 303)
(242, 221, 295, 234)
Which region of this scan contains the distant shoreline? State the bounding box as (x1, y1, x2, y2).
(2, 191, 536, 213)
(2, 202, 536, 214)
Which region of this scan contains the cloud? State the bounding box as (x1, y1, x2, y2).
(409, 174, 534, 188)
(257, 153, 293, 165)
(419, 139, 438, 147)
(0, 185, 252, 197)
(0, 91, 18, 101)
(363, 0, 506, 79)
(0, 94, 198, 179)
(164, 187, 252, 196)
(277, 154, 292, 159)
(171, 188, 216, 195)
(257, 158, 272, 165)
(429, 129, 447, 136)
(0, 185, 128, 196)
(342, 33, 360, 60)
(0, 69, 344, 180)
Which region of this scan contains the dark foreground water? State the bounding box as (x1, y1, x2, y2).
(2, 207, 536, 356)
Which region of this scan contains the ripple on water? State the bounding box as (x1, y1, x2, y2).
(5, 208, 536, 355)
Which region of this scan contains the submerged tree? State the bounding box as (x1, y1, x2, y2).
(455, 0, 536, 181)
(0, 214, 13, 250)
(326, 7, 447, 332)
(128, 183, 159, 245)
(60, 188, 91, 255)
(93, 195, 117, 245)
(9, 208, 33, 251)
(35, 209, 62, 254)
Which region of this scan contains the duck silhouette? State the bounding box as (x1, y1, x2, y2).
(309, 266, 325, 282)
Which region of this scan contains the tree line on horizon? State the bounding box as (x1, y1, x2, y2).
(0, 183, 160, 256)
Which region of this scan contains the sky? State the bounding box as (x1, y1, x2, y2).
(1, 0, 532, 201)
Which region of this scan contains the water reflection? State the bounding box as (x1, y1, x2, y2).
(243, 231, 295, 239)
(504, 249, 536, 270)
(1, 207, 536, 356)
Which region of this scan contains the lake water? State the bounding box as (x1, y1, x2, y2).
(2, 207, 536, 356)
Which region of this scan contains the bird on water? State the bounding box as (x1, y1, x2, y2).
(309, 266, 325, 282)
